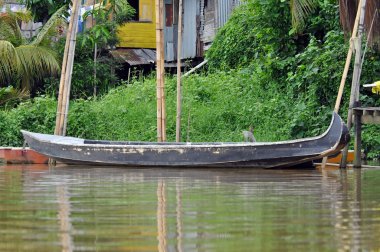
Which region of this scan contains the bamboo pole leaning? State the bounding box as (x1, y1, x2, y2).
(176, 0, 183, 142)
(340, 0, 367, 168)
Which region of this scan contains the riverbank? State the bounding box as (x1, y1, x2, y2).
(0, 71, 379, 160)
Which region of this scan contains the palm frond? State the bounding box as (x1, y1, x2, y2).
(290, 0, 318, 32)
(0, 21, 17, 41)
(0, 40, 20, 86)
(15, 45, 60, 89)
(0, 9, 31, 46)
(31, 5, 67, 46)
(0, 86, 29, 108)
(8, 9, 32, 23)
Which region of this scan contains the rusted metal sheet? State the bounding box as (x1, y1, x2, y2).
(110, 48, 156, 65)
(165, 4, 173, 26)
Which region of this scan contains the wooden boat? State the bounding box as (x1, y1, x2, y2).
(21, 112, 349, 168)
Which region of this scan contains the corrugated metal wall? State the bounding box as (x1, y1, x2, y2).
(216, 0, 241, 28)
(181, 0, 197, 59)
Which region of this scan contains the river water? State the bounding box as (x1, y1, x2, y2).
(0, 165, 379, 251)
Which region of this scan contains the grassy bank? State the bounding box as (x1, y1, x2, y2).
(0, 71, 379, 159)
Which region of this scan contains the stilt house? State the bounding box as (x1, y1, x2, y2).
(113, 0, 241, 66)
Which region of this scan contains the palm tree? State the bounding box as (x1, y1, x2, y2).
(289, 0, 318, 32)
(0, 4, 66, 90)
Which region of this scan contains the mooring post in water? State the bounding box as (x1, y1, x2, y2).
(155, 0, 166, 142)
(322, 0, 363, 169)
(353, 107, 362, 168)
(340, 0, 367, 168)
(176, 0, 183, 143)
(54, 0, 81, 136)
(50, 0, 81, 165)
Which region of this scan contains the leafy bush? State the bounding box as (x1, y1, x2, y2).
(42, 36, 121, 99)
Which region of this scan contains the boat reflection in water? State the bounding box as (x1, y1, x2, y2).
(0, 165, 379, 251)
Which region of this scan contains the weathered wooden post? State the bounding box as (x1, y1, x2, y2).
(321, 0, 362, 168)
(50, 0, 80, 165)
(353, 107, 362, 168)
(176, 0, 183, 142)
(54, 0, 81, 136)
(156, 0, 166, 142)
(341, 0, 367, 168)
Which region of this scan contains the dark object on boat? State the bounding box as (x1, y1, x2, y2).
(21, 112, 350, 168)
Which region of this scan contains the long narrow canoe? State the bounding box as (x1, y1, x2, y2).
(21, 112, 350, 168)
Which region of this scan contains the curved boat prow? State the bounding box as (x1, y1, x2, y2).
(320, 112, 350, 157)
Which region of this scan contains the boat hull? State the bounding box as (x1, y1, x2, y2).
(21, 112, 350, 168)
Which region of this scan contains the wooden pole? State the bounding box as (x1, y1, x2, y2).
(160, 0, 166, 141)
(50, 0, 80, 165)
(156, 0, 166, 142)
(353, 110, 362, 168)
(341, 0, 367, 168)
(334, 0, 363, 113)
(321, 0, 363, 168)
(161, 41, 167, 142)
(59, 0, 81, 136)
(155, 0, 163, 142)
(176, 0, 183, 142)
(54, 0, 79, 136)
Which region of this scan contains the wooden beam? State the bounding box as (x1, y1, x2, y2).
(334, 0, 363, 113)
(54, 0, 80, 136)
(322, 0, 363, 168)
(354, 112, 362, 168)
(156, 0, 164, 142)
(176, 0, 183, 142)
(341, 0, 367, 168)
(59, 1, 81, 136)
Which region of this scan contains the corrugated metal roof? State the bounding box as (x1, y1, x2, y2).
(110, 48, 156, 66)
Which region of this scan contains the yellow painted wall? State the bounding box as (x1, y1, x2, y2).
(117, 0, 156, 48)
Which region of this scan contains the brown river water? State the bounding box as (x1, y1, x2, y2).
(0, 165, 379, 251)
